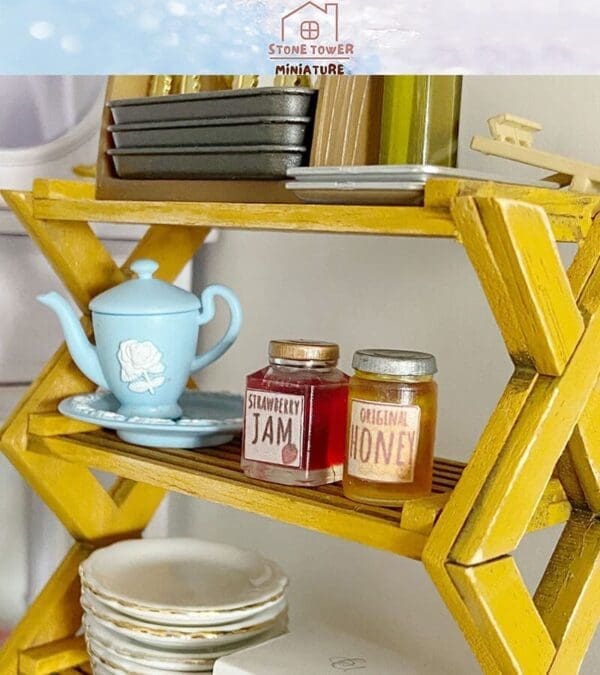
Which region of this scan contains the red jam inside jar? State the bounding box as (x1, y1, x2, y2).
(242, 340, 348, 487)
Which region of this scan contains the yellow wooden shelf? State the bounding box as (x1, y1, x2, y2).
(2, 177, 600, 674)
(26, 428, 571, 560)
(19, 636, 88, 675)
(29, 176, 600, 242)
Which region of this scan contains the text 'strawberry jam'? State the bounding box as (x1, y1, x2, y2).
(343, 350, 438, 506)
(242, 340, 348, 487)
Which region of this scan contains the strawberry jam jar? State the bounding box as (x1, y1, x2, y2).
(242, 340, 348, 486)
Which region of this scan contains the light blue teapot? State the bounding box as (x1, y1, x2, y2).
(39, 259, 242, 419)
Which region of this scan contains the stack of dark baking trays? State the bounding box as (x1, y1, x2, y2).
(107, 87, 317, 180)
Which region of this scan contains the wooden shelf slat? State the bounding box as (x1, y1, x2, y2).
(27, 430, 571, 561)
(26, 177, 600, 243)
(19, 636, 88, 675)
(33, 198, 455, 238)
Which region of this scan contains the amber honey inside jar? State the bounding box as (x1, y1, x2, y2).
(343, 350, 437, 506)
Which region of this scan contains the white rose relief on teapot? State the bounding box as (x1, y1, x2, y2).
(117, 339, 166, 394)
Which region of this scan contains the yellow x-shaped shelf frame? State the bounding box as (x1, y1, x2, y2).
(1, 177, 600, 674)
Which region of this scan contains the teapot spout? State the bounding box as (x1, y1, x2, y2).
(38, 292, 108, 389)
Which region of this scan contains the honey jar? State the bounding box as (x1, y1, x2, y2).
(343, 350, 437, 505)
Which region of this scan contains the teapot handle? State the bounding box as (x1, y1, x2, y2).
(190, 285, 242, 374)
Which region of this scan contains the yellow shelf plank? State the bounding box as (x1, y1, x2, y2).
(32, 198, 455, 238)
(19, 636, 88, 675)
(26, 430, 570, 559)
(28, 432, 430, 559)
(26, 177, 600, 243)
(29, 412, 99, 436)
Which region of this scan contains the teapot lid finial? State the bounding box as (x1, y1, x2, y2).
(89, 258, 200, 315)
(131, 259, 159, 280)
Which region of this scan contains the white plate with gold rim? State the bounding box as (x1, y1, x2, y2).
(82, 591, 288, 650)
(83, 613, 287, 665)
(81, 577, 286, 627)
(90, 652, 125, 675)
(80, 539, 288, 620)
(90, 648, 157, 675)
(82, 588, 288, 635)
(88, 637, 213, 673)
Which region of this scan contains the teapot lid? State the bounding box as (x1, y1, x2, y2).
(90, 260, 200, 315)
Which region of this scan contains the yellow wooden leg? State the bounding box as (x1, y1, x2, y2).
(449, 558, 555, 674)
(426, 195, 600, 673)
(0, 191, 210, 672)
(535, 512, 600, 672)
(19, 636, 88, 675)
(452, 311, 600, 564)
(0, 545, 87, 674)
(564, 216, 600, 514)
(423, 371, 536, 674)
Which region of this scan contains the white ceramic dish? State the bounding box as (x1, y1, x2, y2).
(83, 613, 286, 664)
(82, 587, 287, 634)
(88, 637, 213, 673)
(285, 180, 426, 205)
(90, 652, 125, 675)
(80, 539, 288, 615)
(287, 163, 556, 187)
(81, 578, 286, 627)
(82, 591, 287, 650)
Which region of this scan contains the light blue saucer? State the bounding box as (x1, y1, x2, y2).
(58, 390, 243, 449)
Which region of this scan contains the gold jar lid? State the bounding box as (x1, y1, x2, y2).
(269, 340, 339, 364)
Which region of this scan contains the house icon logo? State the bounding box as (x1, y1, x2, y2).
(268, 1, 353, 75)
(281, 2, 339, 43)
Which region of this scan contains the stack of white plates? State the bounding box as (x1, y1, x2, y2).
(80, 539, 288, 674)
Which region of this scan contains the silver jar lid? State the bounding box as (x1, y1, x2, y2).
(352, 349, 437, 377)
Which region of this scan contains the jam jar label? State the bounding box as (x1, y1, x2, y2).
(244, 389, 305, 467)
(347, 400, 420, 483)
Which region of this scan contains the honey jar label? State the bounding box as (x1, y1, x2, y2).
(244, 389, 305, 467)
(347, 400, 420, 483)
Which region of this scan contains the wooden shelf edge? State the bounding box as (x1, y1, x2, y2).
(26, 430, 571, 560)
(22, 177, 600, 242)
(31, 197, 455, 238)
(28, 433, 429, 559)
(19, 635, 88, 675)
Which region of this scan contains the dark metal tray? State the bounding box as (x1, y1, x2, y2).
(109, 116, 312, 148)
(108, 145, 307, 180)
(109, 88, 318, 124)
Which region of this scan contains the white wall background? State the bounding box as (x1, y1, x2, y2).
(171, 76, 600, 673)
